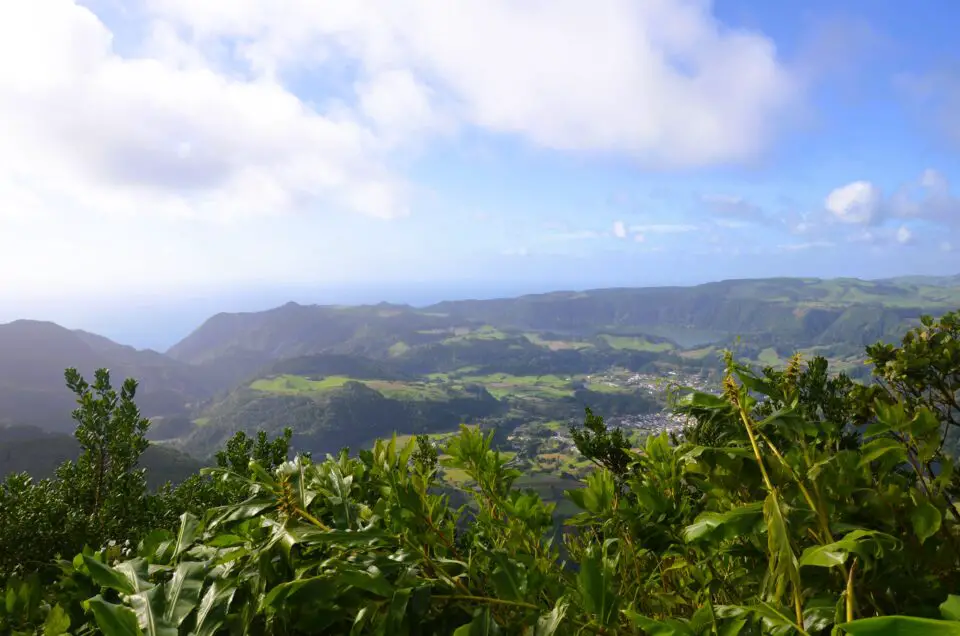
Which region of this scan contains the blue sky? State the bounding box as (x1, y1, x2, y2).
(1, 0, 959, 343)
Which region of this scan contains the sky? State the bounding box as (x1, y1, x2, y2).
(1, 0, 960, 346)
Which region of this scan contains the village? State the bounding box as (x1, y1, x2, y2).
(503, 367, 719, 460)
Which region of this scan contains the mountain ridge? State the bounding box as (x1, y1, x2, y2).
(3, 274, 959, 449)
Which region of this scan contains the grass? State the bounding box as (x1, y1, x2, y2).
(250, 374, 354, 394)
(364, 380, 451, 401)
(441, 325, 510, 344)
(388, 341, 410, 357)
(678, 346, 717, 360)
(584, 380, 631, 394)
(426, 366, 481, 382)
(193, 417, 210, 427)
(459, 373, 575, 400)
(757, 347, 781, 366)
(251, 374, 465, 401)
(523, 333, 593, 351)
(599, 334, 674, 352)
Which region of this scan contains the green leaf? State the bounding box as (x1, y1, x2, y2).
(87, 595, 142, 636)
(528, 600, 567, 636)
(128, 586, 177, 636)
(171, 513, 199, 558)
(116, 559, 154, 594)
(43, 604, 71, 636)
(339, 568, 395, 598)
(799, 529, 900, 568)
(839, 616, 960, 634)
(386, 588, 412, 632)
(941, 595, 960, 621)
(454, 608, 501, 635)
(911, 501, 942, 545)
(763, 493, 801, 603)
(625, 611, 695, 635)
(683, 502, 764, 543)
(261, 576, 336, 609)
(163, 561, 205, 626)
(206, 495, 278, 529)
(490, 552, 528, 601)
(83, 556, 137, 596)
(677, 392, 731, 411)
(859, 437, 906, 466)
(192, 581, 235, 636)
(577, 543, 618, 626)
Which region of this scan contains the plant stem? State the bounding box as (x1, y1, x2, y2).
(846, 557, 858, 622)
(433, 594, 540, 610)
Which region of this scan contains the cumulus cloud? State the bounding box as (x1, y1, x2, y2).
(0, 0, 807, 295)
(824, 181, 882, 224)
(896, 225, 913, 244)
(824, 170, 959, 228)
(145, 0, 800, 168)
(613, 220, 627, 239)
(0, 1, 408, 223)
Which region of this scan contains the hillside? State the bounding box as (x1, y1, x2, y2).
(426, 277, 960, 344)
(168, 277, 960, 367)
(4, 275, 959, 457)
(0, 424, 204, 488)
(0, 321, 225, 433)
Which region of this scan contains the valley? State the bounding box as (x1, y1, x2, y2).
(3, 274, 959, 494)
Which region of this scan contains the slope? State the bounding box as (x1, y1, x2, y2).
(0, 320, 217, 433)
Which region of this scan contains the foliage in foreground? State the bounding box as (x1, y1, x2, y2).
(1, 311, 960, 634)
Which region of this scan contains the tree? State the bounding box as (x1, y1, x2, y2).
(0, 368, 152, 577)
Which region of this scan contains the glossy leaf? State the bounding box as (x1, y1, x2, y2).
(839, 616, 960, 634)
(87, 596, 142, 636)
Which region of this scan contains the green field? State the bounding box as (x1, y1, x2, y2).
(523, 333, 593, 351)
(678, 345, 717, 360)
(599, 334, 674, 352)
(757, 347, 781, 366)
(251, 374, 464, 401)
(387, 341, 410, 357)
(250, 374, 354, 394)
(441, 325, 510, 344)
(459, 373, 575, 399)
(583, 379, 632, 394)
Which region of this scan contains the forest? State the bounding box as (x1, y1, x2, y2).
(1, 310, 959, 634)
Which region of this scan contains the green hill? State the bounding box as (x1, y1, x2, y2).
(0, 321, 220, 433)
(0, 425, 204, 488)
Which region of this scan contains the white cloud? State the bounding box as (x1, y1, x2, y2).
(888, 169, 959, 225)
(824, 181, 882, 224)
(896, 225, 912, 244)
(0, 1, 407, 223)
(629, 223, 698, 234)
(612, 220, 627, 239)
(823, 170, 959, 231)
(634, 233, 647, 243)
(778, 240, 834, 251)
(0, 0, 806, 296)
(146, 0, 800, 168)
